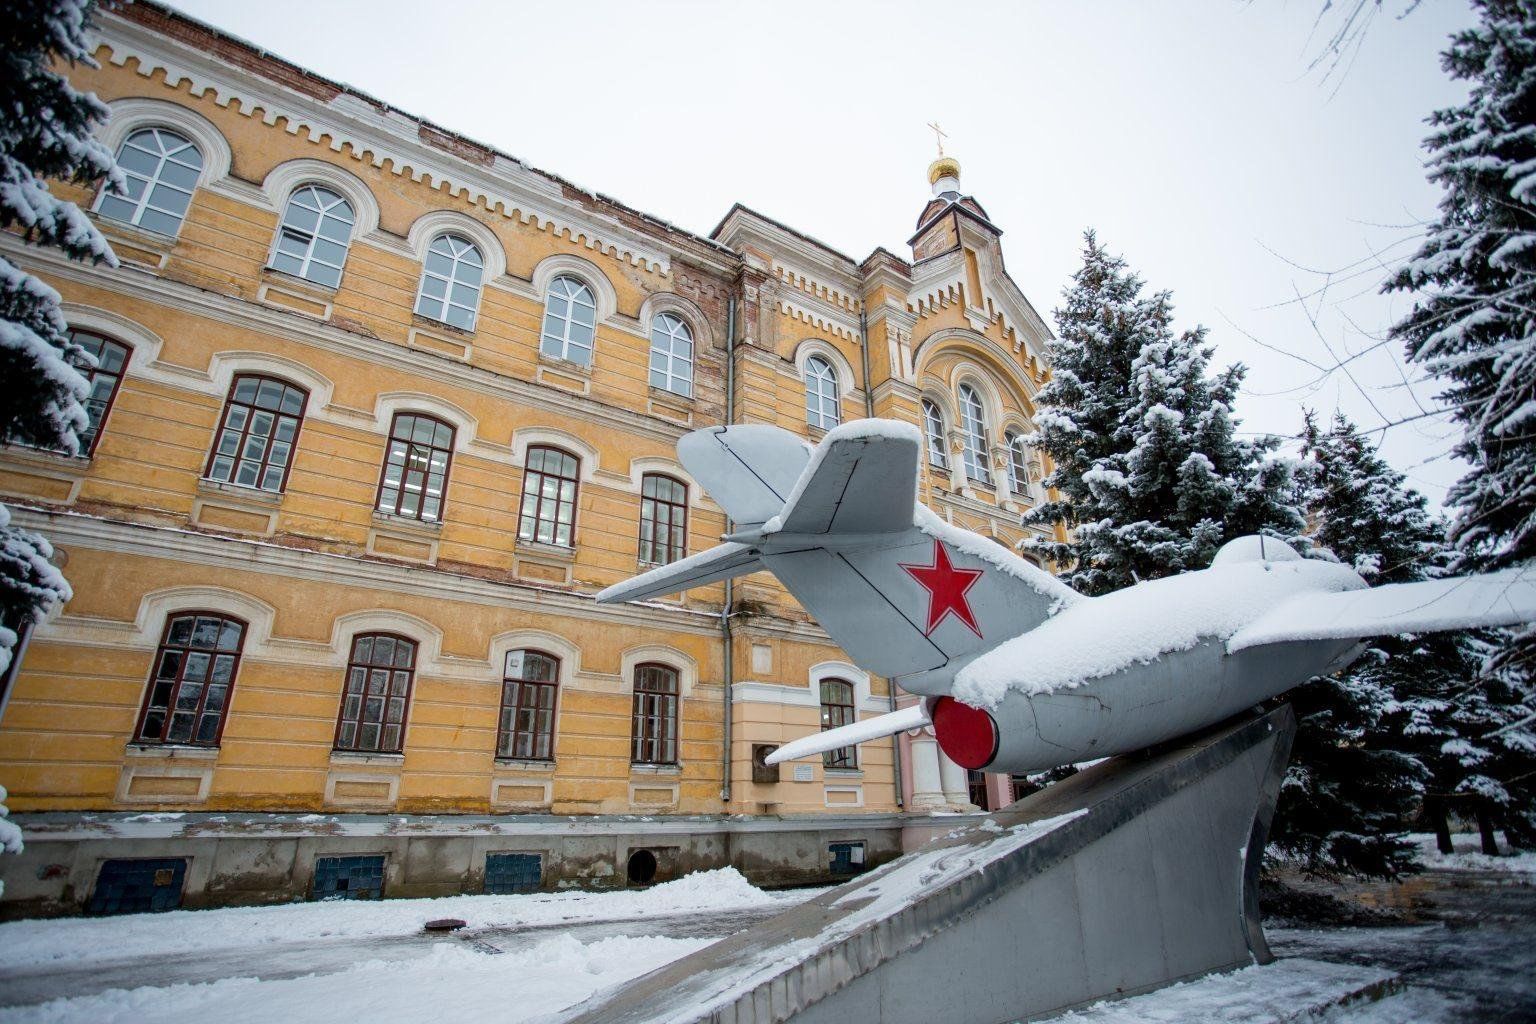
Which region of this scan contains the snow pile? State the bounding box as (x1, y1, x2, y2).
(0, 783, 21, 899)
(1410, 832, 1536, 875)
(954, 558, 1365, 708)
(0, 867, 777, 970)
(0, 933, 712, 1024)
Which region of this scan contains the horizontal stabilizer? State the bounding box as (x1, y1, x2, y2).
(595, 542, 761, 604)
(764, 701, 933, 764)
(1228, 567, 1536, 652)
(678, 425, 810, 527)
(776, 422, 921, 535)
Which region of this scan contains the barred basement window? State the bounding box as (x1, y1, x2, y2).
(517, 445, 579, 547)
(70, 329, 131, 456)
(95, 127, 202, 236)
(631, 663, 679, 765)
(540, 275, 597, 365)
(804, 356, 840, 430)
(270, 184, 354, 288)
(958, 383, 992, 485)
(820, 678, 857, 769)
(414, 233, 484, 331)
(135, 612, 246, 747)
(376, 413, 454, 522)
(922, 399, 948, 470)
(648, 313, 694, 397)
(497, 649, 559, 761)
(335, 633, 416, 754)
(204, 375, 308, 493)
(639, 473, 687, 565)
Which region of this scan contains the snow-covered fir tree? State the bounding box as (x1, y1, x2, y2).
(1386, 0, 1536, 846)
(1270, 412, 1483, 876)
(0, 0, 119, 678)
(1023, 232, 1303, 595)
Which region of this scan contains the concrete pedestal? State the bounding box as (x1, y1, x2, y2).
(560, 705, 1296, 1024)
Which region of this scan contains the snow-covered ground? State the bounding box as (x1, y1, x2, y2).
(1408, 830, 1536, 875)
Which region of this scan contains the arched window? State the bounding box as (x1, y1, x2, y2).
(69, 329, 131, 456)
(639, 473, 687, 565)
(205, 374, 308, 493)
(631, 663, 679, 765)
(540, 275, 597, 365)
(414, 233, 484, 331)
(804, 356, 840, 430)
(958, 384, 992, 485)
(518, 445, 579, 547)
(377, 413, 454, 522)
(498, 649, 559, 761)
(335, 633, 416, 754)
(1005, 430, 1030, 497)
(135, 612, 245, 746)
(270, 184, 354, 288)
(922, 399, 948, 470)
(96, 127, 202, 236)
(820, 677, 857, 769)
(648, 313, 694, 397)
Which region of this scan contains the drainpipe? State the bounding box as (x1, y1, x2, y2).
(720, 295, 737, 804)
(858, 309, 905, 810)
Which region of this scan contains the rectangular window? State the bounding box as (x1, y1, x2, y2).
(204, 375, 307, 493)
(135, 612, 246, 747)
(828, 841, 866, 876)
(335, 634, 416, 754)
(820, 678, 857, 769)
(87, 858, 187, 915)
(639, 474, 687, 565)
(631, 663, 679, 765)
(376, 413, 454, 522)
(517, 446, 579, 547)
(497, 650, 559, 760)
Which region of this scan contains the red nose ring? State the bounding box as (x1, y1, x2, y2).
(931, 696, 999, 770)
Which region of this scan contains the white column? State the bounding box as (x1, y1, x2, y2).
(938, 749, 974, 810)
(908, 732, 946, 810)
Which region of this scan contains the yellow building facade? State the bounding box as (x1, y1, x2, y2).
(0, 2, 1062, 913)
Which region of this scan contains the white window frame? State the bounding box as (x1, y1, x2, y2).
(540, 275, 598, 365)
(959, 383, 992, 485)
(94, 127, 203, 237)
(1005, 430, 1030, 496)
(648, 313, 694, 397)
(270, 184, 355, 288)
(805, 356, 841, 430)
(923, 399, 948, 469)
(414, 232, 484, 331)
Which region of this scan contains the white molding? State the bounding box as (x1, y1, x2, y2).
(206, 350, 336, 409)
(638, 291, 715, 352)
(328, 609, 445, 671)
(625, 456, 704, 507)
(620, 643, 699, 698)
(259, 157, 381, 237)
(371, 392, 481, 451)
(59, 303, 166, 369)
(792, 338, 857, 398)
(404, 209, 508, 281)
(529, 252, 619, 324)
(511, 426, 600, 482)
(98, 96, 234, 193)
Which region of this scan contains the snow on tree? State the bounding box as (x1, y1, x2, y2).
(1269, 412, 1480, 877)
(1023, 232, 1303, 595)
(0, 0, 121, 867)
(1386, 0, 1536, 847)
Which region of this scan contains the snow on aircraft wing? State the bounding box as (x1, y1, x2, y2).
(595, 542, 761, 604)
(774, 424, 919, 535)
(1227, 566, 1536, 653)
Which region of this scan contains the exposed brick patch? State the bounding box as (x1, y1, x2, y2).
(418, 125, 494, 168)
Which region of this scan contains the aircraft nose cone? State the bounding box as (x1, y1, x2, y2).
(932, 696, 999, 770)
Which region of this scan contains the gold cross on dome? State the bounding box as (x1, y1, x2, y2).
(927, 121, 947, 158)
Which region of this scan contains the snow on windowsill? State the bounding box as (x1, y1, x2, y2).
(329, 750, 404, 766)
(411, 312, 476, 338)
(630, 763, 681, 776)
(515, 540, 576, 562)
(371, 510, 443, 535)
(0, 440, 91, 471)
(261, 265, 339, 298)
(537, 350, 593, 376)
(494, 758, 556, 772)
(125, 743, 218, 761)
(198, 477, 284, 506)
(95, 214, 179, 250)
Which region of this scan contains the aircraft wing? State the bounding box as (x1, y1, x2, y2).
(595, 542, 761, 604)
(1227, 567, 1536, 653)
(764, 701, 933, 765)
(774, 425, 919, 535)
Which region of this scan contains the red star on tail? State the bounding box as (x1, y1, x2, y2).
(900, 539, 985, 638)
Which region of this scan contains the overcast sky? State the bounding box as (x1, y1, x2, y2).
(162, 0, 1477, 506)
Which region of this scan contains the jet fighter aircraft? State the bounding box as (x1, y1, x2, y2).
(596, 420, 1536, 775)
